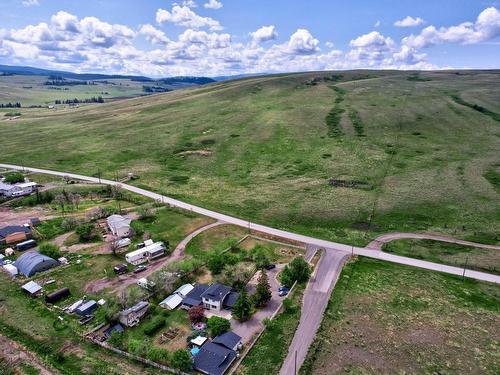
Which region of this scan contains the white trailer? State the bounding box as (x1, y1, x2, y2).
(125, 241, 166, 265)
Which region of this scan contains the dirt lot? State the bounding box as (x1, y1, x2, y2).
(301, 257, 500, 375)
(0, 206, 53, 227)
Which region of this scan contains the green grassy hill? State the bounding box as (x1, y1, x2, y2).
(1, 70, 499, 245)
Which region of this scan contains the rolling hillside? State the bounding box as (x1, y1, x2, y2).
(1, 70, 499, 245)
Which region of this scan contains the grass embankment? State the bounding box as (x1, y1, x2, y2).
(0, 71, 499, 247)
(301, 257, 500, 375)
(383, 239, 500, 275)
(236, 284, 305, 375)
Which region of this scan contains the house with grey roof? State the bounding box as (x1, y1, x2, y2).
(193, 341, 237, 375)
(14, 251, 59, 277)
(181, 284, 210, 310)
(0, 225, 31, 245)
(106, 215, 132, 238)
(201, 283, 239, 312)
(212, 331, 243, 352)
(119, 301, 149, 327)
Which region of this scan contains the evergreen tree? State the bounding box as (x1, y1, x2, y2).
(254, 270, 272, 307)
(233, 287, 252, 321)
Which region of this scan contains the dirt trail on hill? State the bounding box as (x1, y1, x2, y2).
(367, 232, 500, 251)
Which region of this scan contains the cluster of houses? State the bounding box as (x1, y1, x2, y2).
(1, 221, 63, 277)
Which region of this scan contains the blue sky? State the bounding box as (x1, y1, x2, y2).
(0, 0, 499, 76)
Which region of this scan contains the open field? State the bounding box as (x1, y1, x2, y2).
(383, 239, 500, 275)
(301, 257, 500, 375)
(1, 70, 499, 246)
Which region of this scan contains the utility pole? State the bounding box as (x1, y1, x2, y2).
(97, 168, 101, 184)
(462, 255, 469, 280)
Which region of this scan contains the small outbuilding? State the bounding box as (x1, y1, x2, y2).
(45, 287, 71, 304)
(0, 225, 32, 245)
(191, 335, 208, 348)
(75, 300, 98, 316)
(174, 283, 194, 298)
(14, 251, 59, 277)
(21, 281, 42, 297)
(2, 264, 18, 276)
(159, 294, 183, 310)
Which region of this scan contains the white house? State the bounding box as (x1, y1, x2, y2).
(119, 301, 149, 327)
(0, 181, 37, 197)
(106, 215, 132, 238)
(125, 242, 166, 265)
(200, 284, 232, 311)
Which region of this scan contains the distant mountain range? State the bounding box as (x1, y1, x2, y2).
(0, 64, 265, 84)
(0, 64, 217, 85)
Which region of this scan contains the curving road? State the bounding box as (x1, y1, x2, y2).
(1, 163, 499, 285)
(367, 232, 500, 251)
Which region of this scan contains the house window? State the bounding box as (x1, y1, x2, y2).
(212, 305, 217, 309)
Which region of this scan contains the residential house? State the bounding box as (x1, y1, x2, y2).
(212, 332, 243, 352)
(0, 225, 32, 245)
(106, 215, 132, 238)
(193, 342, 238, 375)
(0, 181, 37, 198)
(201, 284, 237, 311)
(125, 242, 166, 265)
(181, 284, 210, 310)
(119, 301, 149, 327)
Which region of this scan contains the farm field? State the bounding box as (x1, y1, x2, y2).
(301, 257, 500, 375)
(383, 239, 500, 275)
(1, 70, 499, 247)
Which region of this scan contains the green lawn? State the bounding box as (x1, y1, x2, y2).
(301, 257, 500, 375)
(383, 239, 500, 275)
(0, 71, 499, 247)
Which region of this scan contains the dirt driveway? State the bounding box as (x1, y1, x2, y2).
(0, 207, 54, 227)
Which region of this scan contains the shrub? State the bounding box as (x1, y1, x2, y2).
(171, 349, 192, 371)
(75, 223, 98, 242)
(38, 243, 61, 259)
(147, 347, 170, 363)
(207, 316, 230, 337)
(188, 305, 205, 324)
(4, 171, 24, 184)
(143, 316, 166, 336)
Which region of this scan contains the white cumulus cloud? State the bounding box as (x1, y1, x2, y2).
(204, 0, 222, 10)
(287, 29, 320, 55)
(394, 16, 425, 27)
(250, 25, 277, 45)
(156, 5, 222, 31)
(403, 6, 500, 48)
(139, 24, 170, 45)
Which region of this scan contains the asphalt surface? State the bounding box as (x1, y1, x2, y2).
(1, 163, 499, 285)
(367, 232, 500, 251)
(279, 247, 349, 375)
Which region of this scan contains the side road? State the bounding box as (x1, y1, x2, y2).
(279, 247, 349, 375)
(367, 232, 500, 251)
(1, 164, 499, 285)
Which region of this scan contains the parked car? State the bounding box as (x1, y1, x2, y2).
(113, 264, 128, 275)
(133, 265, 147, 273)
(278, 285, 289, 291)
(264, 264, 276, 270)
(279, 289, 289, 297)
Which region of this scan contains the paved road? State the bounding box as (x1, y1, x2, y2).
(367, 232, 500, 251)
(2, 164, 499, 284)
(280, 247, 349, 375)
(231, 265, 283, 344)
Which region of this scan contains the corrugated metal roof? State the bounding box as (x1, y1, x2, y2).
(14, 251, 59, 277)
(22, 281, 42, 294)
